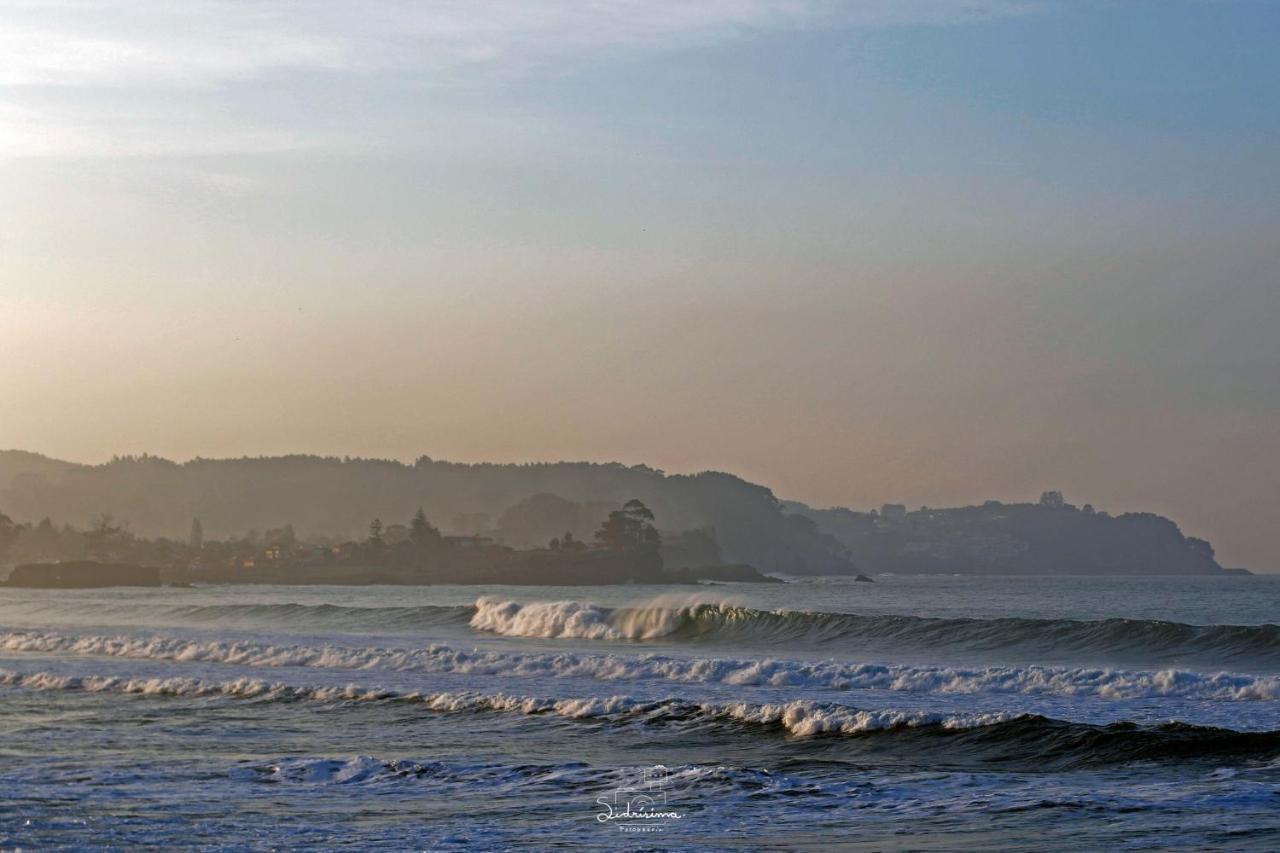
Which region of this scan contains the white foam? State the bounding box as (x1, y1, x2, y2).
(3, 629, 1277, 701)
(468, 593, 748, 640)
(468, 597, 624, 640)
(715, 701, 1013, 736)
(0, 666, 1011, 736)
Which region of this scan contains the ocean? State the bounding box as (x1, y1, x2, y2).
(1, 574, 1278, 850)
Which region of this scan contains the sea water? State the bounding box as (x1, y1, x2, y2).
(1, 574, 1278, 850)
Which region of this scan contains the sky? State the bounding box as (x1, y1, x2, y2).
(1, 0, 1278, 569)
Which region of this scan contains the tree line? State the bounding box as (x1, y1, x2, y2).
(0, 499, 662, 571)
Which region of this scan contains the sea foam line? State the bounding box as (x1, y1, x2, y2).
(0, 667, 1009, 737)
(2, 629, 1278, 700)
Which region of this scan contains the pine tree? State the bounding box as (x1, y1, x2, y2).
(409, 507, 441, 550)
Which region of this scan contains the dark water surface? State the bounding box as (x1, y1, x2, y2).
(2, 575, 1278, 850)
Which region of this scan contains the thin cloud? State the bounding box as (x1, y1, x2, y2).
(1, 1, 1036, 88)
(0, 1, 1037, 157)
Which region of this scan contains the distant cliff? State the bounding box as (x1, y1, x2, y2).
(0, 451, 854, 576)
(784, 494, 1226, 576)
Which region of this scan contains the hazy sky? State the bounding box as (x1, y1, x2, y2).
(2, 1, 1278, 568)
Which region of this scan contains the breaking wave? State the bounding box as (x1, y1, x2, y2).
(0, 666, 1013, 734)
(3, 629, 1279, 701)
(4, 667, 1277, 768)
(6, 593, 1277, 664)
(470, 597, 1280, 663)
(468, 594, 711, 640)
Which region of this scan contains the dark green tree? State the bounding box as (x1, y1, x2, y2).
(409, 507, 442, 550)
(595, 499, 661, 552)
(0, 511, 16, 561)
(85, 513, 131, 561)
(367, 518, 385, 555)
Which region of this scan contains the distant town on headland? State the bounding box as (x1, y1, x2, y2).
(0, 450, 1246, 587)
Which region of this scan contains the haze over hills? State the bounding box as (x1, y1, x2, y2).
(785, 495, 1228, 577)
(0, 450, 853, 576)
(0, 449, 1234, 577)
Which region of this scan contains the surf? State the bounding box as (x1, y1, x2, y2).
(468, 596, 1280, 664)
(3, 628, 1279, 701)
(4, 666, 1278, 769)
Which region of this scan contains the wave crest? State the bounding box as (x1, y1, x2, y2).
(5, 629, 1279, 700)
(5, 667, 1278, 767)
(469, 594, 738, 640)
(469, 597, 1280, 664)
